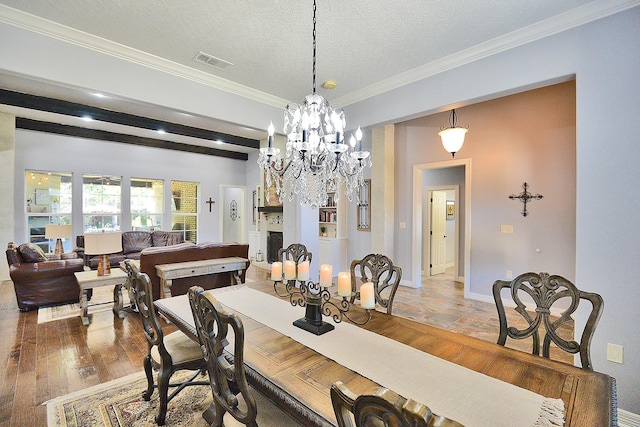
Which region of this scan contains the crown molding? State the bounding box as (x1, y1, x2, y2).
(333, 0, 640, 107)
(2, 1, 637, 109)
(0, 4, 290, 109)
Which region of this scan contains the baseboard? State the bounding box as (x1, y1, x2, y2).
(399, 278, 420, 289)
(620, 409, 640, 427)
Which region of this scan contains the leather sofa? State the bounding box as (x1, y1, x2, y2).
(75, 230, 183, 269)
(6, 242, 86, 311)
(139, 241, 249, 300)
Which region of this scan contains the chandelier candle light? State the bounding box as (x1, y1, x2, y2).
(271, 261, 373, 335)
(258, 0, 371, 208)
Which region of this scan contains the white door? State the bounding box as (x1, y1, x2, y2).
(430, 190, 447, 275)
(222, 186, 244, 243)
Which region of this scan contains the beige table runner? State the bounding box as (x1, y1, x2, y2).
(210, 286, 564, 427)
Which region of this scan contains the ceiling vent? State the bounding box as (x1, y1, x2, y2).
(193, 52, 233, 70)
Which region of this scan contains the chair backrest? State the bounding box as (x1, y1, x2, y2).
(331, 381, 464, 427)
(188, 286, 257, 426)
(492, 271, 604, 370)
(277, 243, 312, 265)
(350, 254, 402, 314)
(124, 260, 167, 357)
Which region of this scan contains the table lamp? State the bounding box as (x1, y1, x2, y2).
(84, 231, 122, 276)
(45, 224, 72, 254)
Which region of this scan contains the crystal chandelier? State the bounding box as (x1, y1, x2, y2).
(258, 0, 371, 208)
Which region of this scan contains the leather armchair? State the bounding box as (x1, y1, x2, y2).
(6, 242, 85, 311)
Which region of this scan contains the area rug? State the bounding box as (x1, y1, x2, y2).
(38, 286, 130, 324)
(45, 369, 298, 427)
(46, 370, 211, 427)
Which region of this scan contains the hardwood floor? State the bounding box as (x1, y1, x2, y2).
(0, 265, 571, 426)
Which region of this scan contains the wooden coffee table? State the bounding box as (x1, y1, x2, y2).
(74, 269, 129, 325)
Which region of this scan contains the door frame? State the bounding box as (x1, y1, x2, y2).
(425, 185, 459, 277)
(412, 158, 471, 296)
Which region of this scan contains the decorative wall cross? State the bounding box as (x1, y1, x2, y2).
(206, 197, 215, 212)
(509, 182, 543, 217)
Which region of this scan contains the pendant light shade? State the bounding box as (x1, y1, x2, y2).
(439, 109, 468, 158)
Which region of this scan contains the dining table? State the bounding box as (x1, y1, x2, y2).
(153, 280, 615, 427)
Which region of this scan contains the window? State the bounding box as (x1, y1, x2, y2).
(83, 174, 122, 231)
(25, 170, 73, 252)
(131, 178, 163, 231)
(171, 180, 198, 242)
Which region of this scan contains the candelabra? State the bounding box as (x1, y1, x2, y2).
(273, 278, 371, 335)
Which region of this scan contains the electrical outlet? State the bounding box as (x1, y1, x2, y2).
(399, 222, 406, 229)
(506, 270, 513, 279)
(607, 343, 623, 364)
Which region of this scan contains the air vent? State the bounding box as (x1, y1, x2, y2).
(193, 52, 233, 70)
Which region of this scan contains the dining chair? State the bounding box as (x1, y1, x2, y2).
(492, 271, 604, 370)
(277, 243, 312, 264)
(188, 286, 301, 427)
(331, 381, 464, 427)
(350, 253, 402, 314)
(124, 260, 208, 426)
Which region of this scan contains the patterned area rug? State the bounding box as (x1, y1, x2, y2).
(37, 286, 130, 324)
(45, 368, 300, 427)
(46, 370, 211, 427)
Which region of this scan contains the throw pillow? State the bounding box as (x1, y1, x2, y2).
(18, 243, 48, 263)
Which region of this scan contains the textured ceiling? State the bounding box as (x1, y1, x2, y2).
(0, 0, 626, 151)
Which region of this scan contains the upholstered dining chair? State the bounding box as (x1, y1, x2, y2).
(188, 286, 301, 427)
(277, 242, 312, 265)
(124, 260, 208, 426)
(492, 271, 604, 370)
(331, 381, 464, 427)
(349, 253, 402, 314)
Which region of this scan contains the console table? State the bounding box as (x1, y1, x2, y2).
(74, 269, 128, 325)
(155, 256, 248, 298)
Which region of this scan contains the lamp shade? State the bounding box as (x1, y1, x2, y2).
(45, 224, 72, 239)
(84, 231, 122, 255)
(438, 127, 468, 156)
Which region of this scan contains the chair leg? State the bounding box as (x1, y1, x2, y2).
(155, 367, 172, 426)
(203, 400, 226, 427)
(142, 354, 154, 401)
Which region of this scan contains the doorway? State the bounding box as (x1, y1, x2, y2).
(220, 185, 245, 243)
(425, 187, 458, 276)
(412, 159, 470, 295)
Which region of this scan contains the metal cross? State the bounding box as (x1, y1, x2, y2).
(206, 197, 215, 212)
(509, 182, 543, 217)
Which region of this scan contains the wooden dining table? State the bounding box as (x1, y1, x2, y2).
(154, 280, 615, 427)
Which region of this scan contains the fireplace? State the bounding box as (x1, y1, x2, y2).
(267, 231, 283, 263)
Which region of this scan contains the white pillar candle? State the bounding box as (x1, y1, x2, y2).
(297, 260, 310, 281)
(271, 262, 282, 281)
(319, 264, 333, 287)
(360, 282, 375, 309)
(284, 260, 296, 280)
(337, 271, 351, 296)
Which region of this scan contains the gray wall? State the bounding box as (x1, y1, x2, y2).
(12, 130, 248, 245)
(345, 8, 640, 413)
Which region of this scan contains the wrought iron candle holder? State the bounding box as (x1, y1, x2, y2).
(273, 278, 371, 335)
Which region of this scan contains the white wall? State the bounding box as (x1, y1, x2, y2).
(12, 129, 248, 245)
(344, 8, 640, 413)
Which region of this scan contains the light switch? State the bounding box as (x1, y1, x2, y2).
(500, 225, 514, 234)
